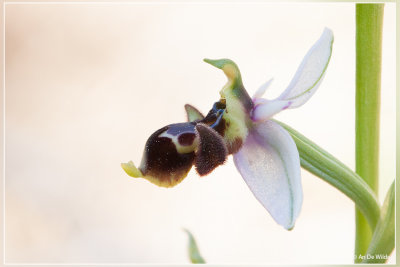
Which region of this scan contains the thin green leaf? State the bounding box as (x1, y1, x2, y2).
(275, 120, 380, 230)
(183, 229, 206, 264)
(362, 181, 395, 263)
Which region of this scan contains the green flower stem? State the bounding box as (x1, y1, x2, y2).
(355, 4, 384, 261)
(362, 181, 395, 263)
(275, 120, 380, 230)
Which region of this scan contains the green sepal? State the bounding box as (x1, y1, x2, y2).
(203, 58, 253, 113)
(203, 58, 253, 153)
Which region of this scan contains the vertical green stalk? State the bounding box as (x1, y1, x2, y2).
(355, 4, 384, 262)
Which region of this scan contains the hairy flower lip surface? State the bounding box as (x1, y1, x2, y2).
(122, 28, 333, 230)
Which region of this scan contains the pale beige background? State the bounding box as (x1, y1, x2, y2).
(5, 2, 396, 264)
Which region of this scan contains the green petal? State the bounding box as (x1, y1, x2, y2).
(203, 58, 253, 112)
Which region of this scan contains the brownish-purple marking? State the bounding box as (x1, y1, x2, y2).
(194, 123, 228, 176)
(178, 133, 196, 146)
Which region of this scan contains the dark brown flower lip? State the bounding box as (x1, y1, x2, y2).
(139, 125, 196, 186)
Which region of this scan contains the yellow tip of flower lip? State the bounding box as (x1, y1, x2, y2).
(121, 161, 143, 178)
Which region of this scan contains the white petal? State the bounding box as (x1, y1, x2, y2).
(278, 28, 334, 108)
(251, 99, 291, 122)
(233, 120, 302, 230)
(253, 78, 273, 99)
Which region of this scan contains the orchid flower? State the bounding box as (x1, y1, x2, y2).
(122, 28, 333, 230)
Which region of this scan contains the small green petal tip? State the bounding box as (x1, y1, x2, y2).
(203, 58, 235, 69)
(203, 58, 242, 85)
(121, 161, 143, 178)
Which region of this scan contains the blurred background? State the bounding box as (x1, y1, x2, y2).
(5, 2, 396, 264)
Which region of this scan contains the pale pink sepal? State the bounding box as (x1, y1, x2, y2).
(233, 120, 302, 230)
(278, 28, 334, 108)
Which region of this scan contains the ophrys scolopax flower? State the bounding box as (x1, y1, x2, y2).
(122, 28, 333, 230)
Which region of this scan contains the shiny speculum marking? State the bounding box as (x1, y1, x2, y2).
(202, 101, 227, 136)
